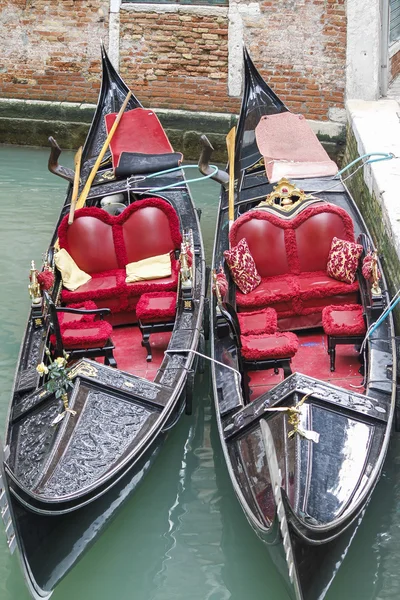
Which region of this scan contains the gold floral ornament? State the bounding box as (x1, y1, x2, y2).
(36, 348, 77, 425)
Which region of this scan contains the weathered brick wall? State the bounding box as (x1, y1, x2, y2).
(119, 9, 239, 113)
(0, 0, 347, 120)
(242, 0, 346, 121)
(390, 49, 400, 82)
(0, 0, 106, 103)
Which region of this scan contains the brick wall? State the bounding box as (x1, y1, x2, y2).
(242, 0, 346, 121)
(0, 0, 106, 103)
(119, 9, 240, 113)
(390, 49, 400, 82)
(0, 0, 347, 120)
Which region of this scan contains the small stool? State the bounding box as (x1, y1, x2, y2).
(322, 304, 366, 372)
(238, 307, 278, 336)
(241, 331, 299, 379)
(136, 292, 177, 361)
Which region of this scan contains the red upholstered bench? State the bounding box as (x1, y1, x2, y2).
(136, 292, 177, 361)
(57, 197, 182, 325)
(322, 304, 366, 371)
(229, 203, 360, 330)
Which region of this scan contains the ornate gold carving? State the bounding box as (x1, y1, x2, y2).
(184, 300, 192, 310)
(28, 261, 42, 306)
(68, 362, 98, 379)
(371, 251, 382, 296)
(258, 178, 313, 211)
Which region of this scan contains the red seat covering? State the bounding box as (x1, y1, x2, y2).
(241, 332, 299, 361)
(238, 307, 278, 335)
(322, 304, 366, 336)
(136, 292, 177, 324)
(125, 259, 180, 298)
(230, 204, 360, 327)
(60, 321, 113, 350)
(57, 301, 98, 328)
(58, 197, 182, 318)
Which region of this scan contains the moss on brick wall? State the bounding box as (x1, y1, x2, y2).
(343, 127, 400, 329)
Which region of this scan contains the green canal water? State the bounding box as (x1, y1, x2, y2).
(1, 145, 400, 600)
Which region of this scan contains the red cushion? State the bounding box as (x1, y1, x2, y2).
(238, 308, 278, 335)
(322, 304, 366, 336)
(58, 198, 182, 273)
(297, 271, 359, 299)
(231, 218, 288, 278)
(242, 332, 299, 361)
(295, 213, 353, 272)
(229, 204, 356, 278)
(224, 238, 261, 294)
(61, 321, 113, 349)
(61, 270, 126, 303)
(326, 238, 363, 284)
(236, 274, 295, 309)
(136, 292, 177, 323)
(125, 259, 180, 297)
(58, 301, 98, 329)
(121, 200, 181, 264)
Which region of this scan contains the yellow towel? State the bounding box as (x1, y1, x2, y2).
(125, 253, 171, 283)
(54, 248, 92, 291)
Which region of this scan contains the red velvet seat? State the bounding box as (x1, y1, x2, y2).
(44, 292, 117, 368)
(60, 321, 113, 350)
(238, 307, 278, 336)
(230, 203, 360, 329)
(58, 197, 182, 324)
(322, 304, 366, 371)
(136, 292, 177, 323)
(241, 332, 299, 361)
(136, 292, 177, 361)
(322, 304, 366, 336)
(57, 301, 98, 328)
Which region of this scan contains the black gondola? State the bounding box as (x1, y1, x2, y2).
(206, 49, 396, 600)
(0, 47, 206, 598)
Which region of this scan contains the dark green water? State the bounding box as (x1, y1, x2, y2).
(1, 145, 400, 600)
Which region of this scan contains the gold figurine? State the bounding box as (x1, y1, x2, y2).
(28, 261, 42, 306)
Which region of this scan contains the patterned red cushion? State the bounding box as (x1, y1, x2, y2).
(326, 237, 363, 284)
(224, 238, 261, 294)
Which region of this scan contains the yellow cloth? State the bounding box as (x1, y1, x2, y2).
(125, 253, 171, 283)
(54, 249, 92, 291)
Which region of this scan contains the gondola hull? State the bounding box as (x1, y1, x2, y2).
(1, 48, 205, 597)
(210, 50, 396, 600)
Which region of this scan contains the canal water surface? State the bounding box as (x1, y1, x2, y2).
(1, 145, 400, 600)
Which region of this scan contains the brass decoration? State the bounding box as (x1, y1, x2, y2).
(28, 261, 42, 306)
(258, 177, 313, 212)
(184, 300, 192, 310)
(265, 393, 319, 442)
(371, 251, 382, 296)
(68, 361, 98, 380)
(123, 381, 134, 388)
(212, 269, 222, 305)
(34, 318, 43, 328)
(246, 157, 265, 173)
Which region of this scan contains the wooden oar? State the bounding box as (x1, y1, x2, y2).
(226, 126, 236, 234)
(68, 146, 83, 225)
(75, 90, 132, 211)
